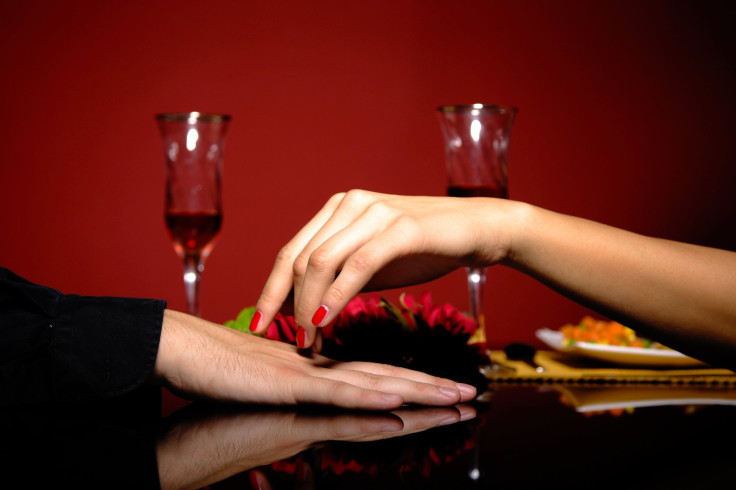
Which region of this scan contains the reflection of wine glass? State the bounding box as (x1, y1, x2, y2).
(437, 104, 517, 353)
(157, 112, 230, 317)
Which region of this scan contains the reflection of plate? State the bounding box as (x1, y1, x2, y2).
(535, 328, 707, 367)
(553, 385, 736, 412)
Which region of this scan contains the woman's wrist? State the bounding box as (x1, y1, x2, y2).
(475, 198, 537, 270)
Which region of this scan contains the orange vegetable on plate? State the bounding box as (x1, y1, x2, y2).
(560, 316, 665, 349)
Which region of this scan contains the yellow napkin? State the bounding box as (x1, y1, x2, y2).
(487, 350, 736, 386)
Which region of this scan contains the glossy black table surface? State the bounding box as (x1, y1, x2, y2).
(3, 384, 735, 489)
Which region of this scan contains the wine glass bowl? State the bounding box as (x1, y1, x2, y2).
(165, 210, 221, 262)
(437, 104, 517, 350)
(157, 112, 231, 317)
(439, 103, 515, 199)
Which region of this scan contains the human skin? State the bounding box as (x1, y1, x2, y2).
(251, 190, 736, 370)
(157, 404, 475, 489)
(152, 309, 477, 409)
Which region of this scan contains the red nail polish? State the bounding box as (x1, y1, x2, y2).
(311, 305, 328, 326)
(249, 311, 262, 332)
(297, 326, 308, 348)
(249, 471, 265, 490)
(296, 461, 311, 484)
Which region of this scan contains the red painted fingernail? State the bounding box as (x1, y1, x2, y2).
(296, 461, 311, 484)
(249, 471, 265, 490)
(311, 305, 329, 326)
(249, 311, 262, 332)
(297, 326, 308, 348)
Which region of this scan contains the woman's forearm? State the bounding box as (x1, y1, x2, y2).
(250, 190, 736, 368)
(506, 203, 736, 368)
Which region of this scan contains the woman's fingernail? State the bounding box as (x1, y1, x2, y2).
(249, 471, 265, 490)
(249, 311, 262, 332)
(297, 326, 309, 348)
(296, 461, 312, 484)
(311, 305, 329, 326)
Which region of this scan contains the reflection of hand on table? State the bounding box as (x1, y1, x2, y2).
(156, 404, 476, 490)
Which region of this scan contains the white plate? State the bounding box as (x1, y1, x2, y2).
(535, 328, 707, 367)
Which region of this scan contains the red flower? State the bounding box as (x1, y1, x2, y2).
(343, 293, 383, 317)
(232, 291, 487, 391)
(255, 291, 476, 344)
(336, 294, 390, 324)
(399, 291, 477, 336)
(425, 301, 477, 336)
(265, 313, 298, 344)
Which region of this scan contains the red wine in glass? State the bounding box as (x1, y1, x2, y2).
(447, 184, 507, 199)
(166, 210, 222, 259)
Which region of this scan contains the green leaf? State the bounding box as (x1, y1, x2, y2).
(381, 295, 410, 328)
(224, 306, 257, 333)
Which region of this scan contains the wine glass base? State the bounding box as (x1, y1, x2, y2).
(480, 362, 515, 376)
(474, 355, 512, 403)
(474, 389, 494, 404)
(478, 349, 515, 377)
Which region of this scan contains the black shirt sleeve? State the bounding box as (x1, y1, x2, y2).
(0, 267, 166, 405)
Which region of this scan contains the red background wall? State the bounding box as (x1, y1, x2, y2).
(2, 0, 734, 348)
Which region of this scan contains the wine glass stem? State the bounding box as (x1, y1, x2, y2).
(466, 266, 487, 345)
(183, 256, 203, 317)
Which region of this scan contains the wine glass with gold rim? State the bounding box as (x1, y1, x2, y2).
(437, 103, 517, 373)
(157, 112, 230, 317)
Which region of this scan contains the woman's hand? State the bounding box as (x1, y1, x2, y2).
(152, 309, 477, 409)
(249, 188, 736, 370)
(251, 190, 523, 348)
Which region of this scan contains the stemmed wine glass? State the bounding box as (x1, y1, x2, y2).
(436, 104, 517, 357)
(157, 112, 231, 317)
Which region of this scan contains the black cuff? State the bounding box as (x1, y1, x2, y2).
(51, 294, 166, 402)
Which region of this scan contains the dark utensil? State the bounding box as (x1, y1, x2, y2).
(504, 342, 546, 373)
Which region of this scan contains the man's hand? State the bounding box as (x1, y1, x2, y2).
(152, 310, 477, 410)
